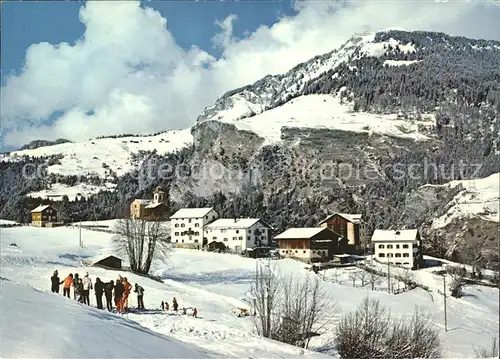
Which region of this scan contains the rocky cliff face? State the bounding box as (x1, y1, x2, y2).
(2, 30, 499, 269)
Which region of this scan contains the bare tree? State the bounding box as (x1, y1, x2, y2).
(474, 337, 499, 358)
(449, 266, 466, 298)
(348, 270, 359, 287)
(368, 270, 382, 290)
(402, 268, 416, 291)
(113, 218, 170, 274)
(335, 297, 441, 359)
(279, 275, 334, 348)
(357, 268, 369, 287)
(250, 264, 334, 349)
(332, 268, 341, 283)
(250, 261, 282, 338)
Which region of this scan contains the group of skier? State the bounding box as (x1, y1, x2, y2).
(50, 269, 145, 313)
(161, 297, 198, 318)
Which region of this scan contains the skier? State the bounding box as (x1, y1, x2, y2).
(121, 278, 132, 312)
(82, 272, 93, 305)
(172, 297, 178, 312)
(134, 283, 145, 310)
(62, 273, 73, 298)
(76, 278, 84, 303)
(94, 277, 105, 309)
(51, 270, 61, 294)
(182, 307, 186, 315)
(165, 301, 169, 311)
(114, 277, 125, 313)
(161, 301, 165, 311)
(72, 273, 80, 300)
(104, 280, 114, 312)
(192, 307, 198, 318)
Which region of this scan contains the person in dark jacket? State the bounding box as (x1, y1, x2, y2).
(114, 277, 125, 313)
(51, 270, 63, 293)
(72, 273, 80, 300)
(76, 278, 84, 303)
(172, 297, 178, 312)
(134, 283, 145, 310)
(94, 277, 105, 309)
(104, 280, 114, 312)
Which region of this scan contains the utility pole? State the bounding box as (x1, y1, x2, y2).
(443, 275, 448, 332)
(79, 220, 83, 248)
(387, 260, 391, 294)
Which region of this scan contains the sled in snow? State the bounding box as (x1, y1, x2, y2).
(233, 307, 250, 317)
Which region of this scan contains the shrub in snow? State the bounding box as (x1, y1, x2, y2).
(334, 297, 441, 359)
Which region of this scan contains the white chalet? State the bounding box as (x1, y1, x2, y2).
(170, 207, 219, 247)
(371, 229, 423, 269)
(204, 218, 273, 252)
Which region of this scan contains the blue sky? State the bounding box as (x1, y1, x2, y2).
(2, 1, 296, 84)
(2, 0, 500, 151)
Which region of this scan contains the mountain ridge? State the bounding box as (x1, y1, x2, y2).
(1, 29, 499, 270)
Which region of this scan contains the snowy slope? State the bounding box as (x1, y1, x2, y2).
(1, 128, 193, 178)
(27, 182, 118, 201)
(1, 226, 498, 358)
(206, 94, 434, 146)
(0, 278, 210, 359)
(424, 172, 500, 228)
(0, 226, 330, 359)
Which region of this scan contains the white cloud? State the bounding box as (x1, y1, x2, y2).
(2, 0, 499, 147)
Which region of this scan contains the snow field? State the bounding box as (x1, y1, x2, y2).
(0, 225, 498, 358)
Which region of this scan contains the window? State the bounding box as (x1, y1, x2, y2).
(403, 244, 409, 249)
(233, 237, 237, 240)
(223, 238, 228, 242)
(174, 232, 179, 236)
(189, 219, 192, 223)
(205, 215, 208, 219)
(181, 223, 185, 227)
(379, 253, 385, 257)
(403, 253, 409, 257)
(238, 236, 243, 240)
(236, 230, 239, 234)
(194, 240, 198, 243)
(388, 253, 393, 257)
(221, 229, 226, 233)
(247, 237, 251, 241)
(387, 244, 393, 249)
(194, 231, 199, 236)
(396, 244, 400, 249)
(212, 236, 217, 240)
(303, 250, 306, 253)
(403, 262, 409, 265)
(181, 239, 184, 243)
(395, 253, 401, 257)
(395, 262, 402, 266)
(379, 244, 384, 249)
(175, 240, 178, 243)
(195, 223, 199, 227)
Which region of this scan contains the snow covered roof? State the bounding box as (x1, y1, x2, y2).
(274, 227, 326, 240)
(145, 202, 163, 209)
(170, 207, 215, 219)
(133, 199, 153, 205)
(206, 218, 271, 229)
(371, 229, 419, 242)
(319, 212, 363, 224)
(30, 205, 53, 213)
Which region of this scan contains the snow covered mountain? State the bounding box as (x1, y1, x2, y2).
(1, 29, 499, 269)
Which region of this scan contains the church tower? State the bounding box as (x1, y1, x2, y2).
(153, 186, 165, 204)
